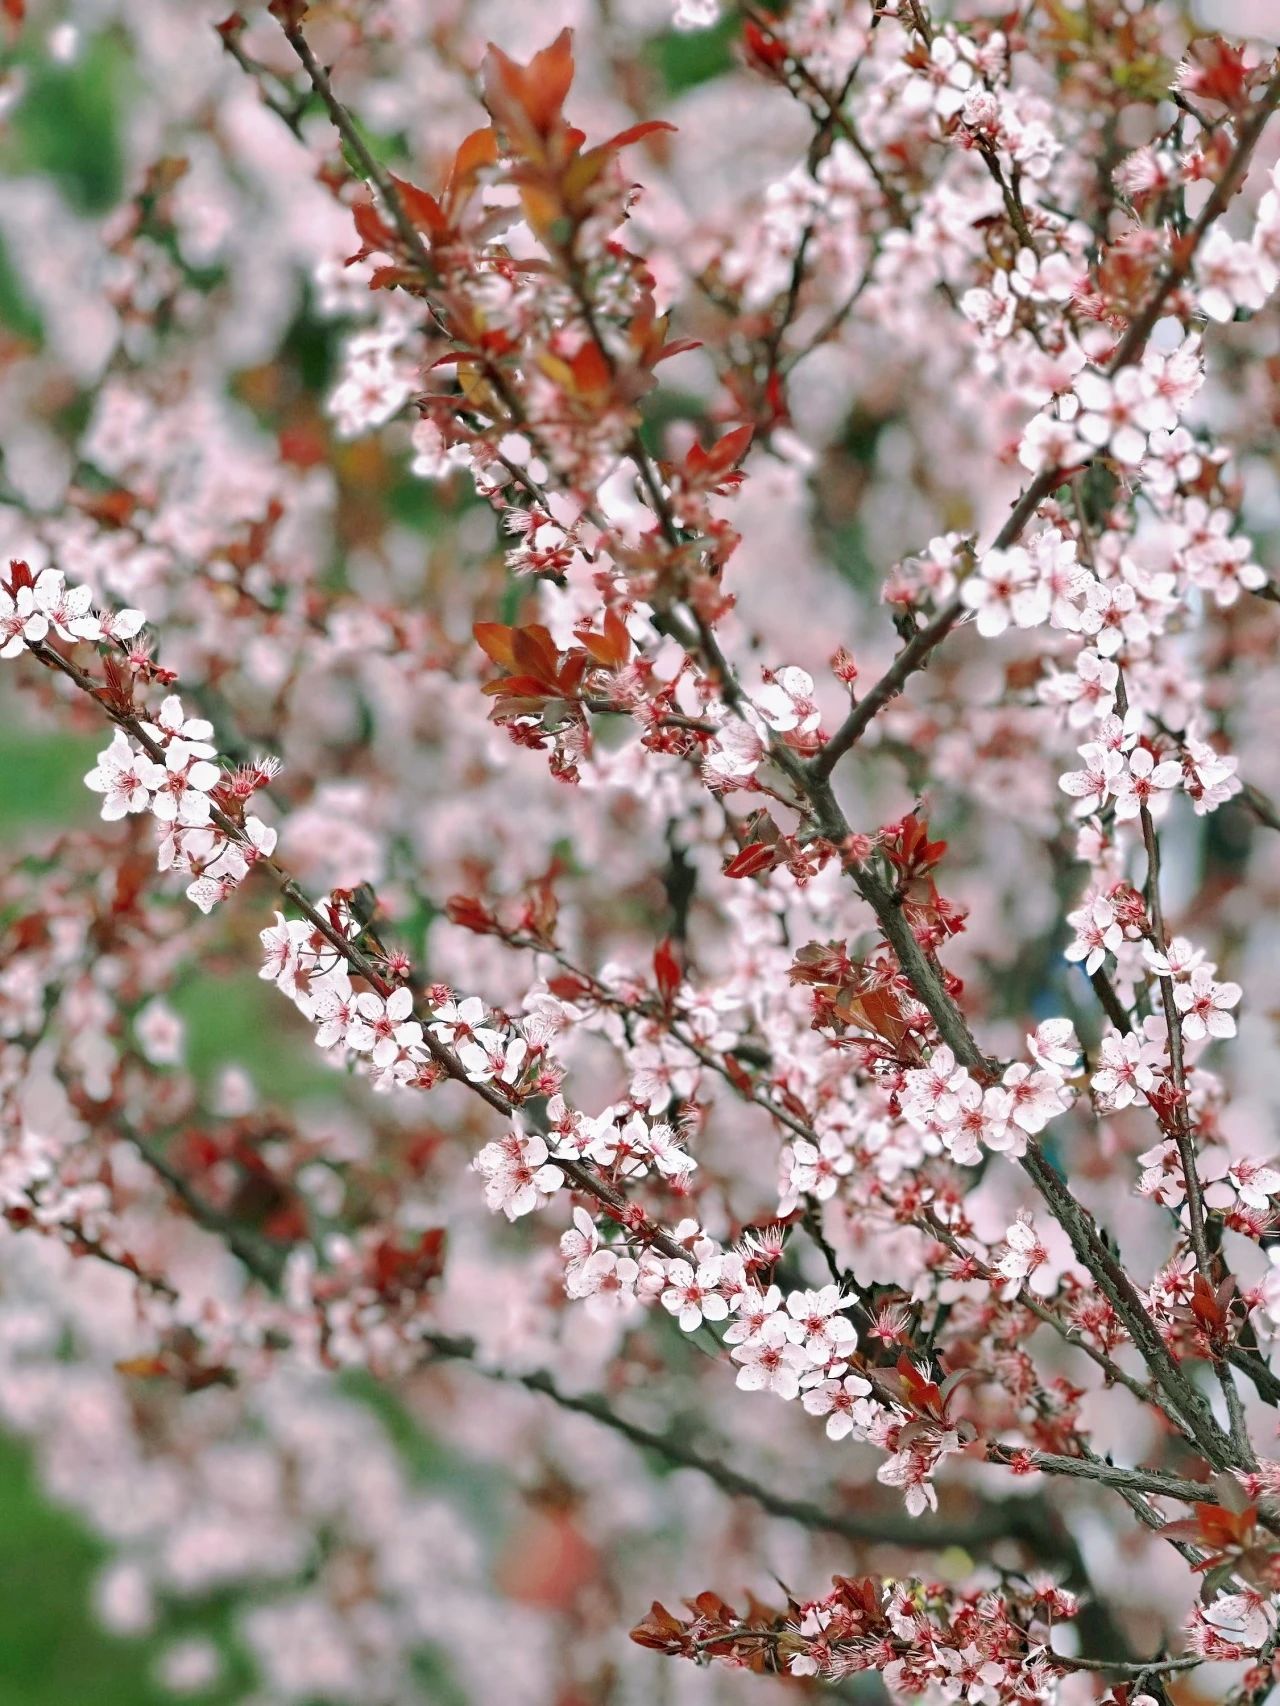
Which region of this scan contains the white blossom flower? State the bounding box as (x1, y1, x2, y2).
(1173, 966, 1241, 1042)
(995, 1214, 1047, 1285)
(961, 546, 1049, 636)
(32, 569, 94, 640)
(313, 973, 372, 1052)
(661, 1258, 729, 1331)
(1091, 1031, 1154, 1111)
(0, 582, 49, 657)
(351, 986, 422, 1067)
(259, 912, 312, 997)
(473, 1125, 562, 1219)
(1059, 741, 1124, 816)
(1073, 367, 1167, 465)
(1195, 226, 1276, 323)
(144, 695, 217, 758)
(801, 1374, 874, 1440)
(141, 741, 221, 827)
(731, 1334, 809, 1401)
(757, 666, 820, 733)
(456, 1033, 528, 1085)
(1112, 747, 1182, 821)
(1228, 1158, 1280, 1212)
(84, 732, 154, 820)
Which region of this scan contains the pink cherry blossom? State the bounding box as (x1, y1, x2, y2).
(995, 1214, 1047, 1286)
(1091, 1032, 1155, 1111)
(960, 546, 1048, 637)
(1195, 226, 1277, 323)
(1173, 965, 1242, 1041)
(756, 665, 820, 733)
(140, 741, 221, 827)
(1112, 746, 1183, 821)
(1059, 742, 1124, 815)
(473, 1125, 562, 1220)
(2, 12, 1280, 1700)
(661, 1258, 729, 1332)
(800, 1373, 875, 1440)
(84, 732, 154, 820)
(0, 582, 49, 656)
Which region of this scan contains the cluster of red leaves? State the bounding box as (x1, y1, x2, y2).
(167, 1117, 313, 1246)
(789, 939, 919, 1058)
(473, 614, 630, 725)
(629, 1592, 785, 1672)
(880, 814, 969, 947)
(1178, 37, 1264, 114)
(351, 27, 693, 426)
(354, 1228, 448, 1306)
(447, 863, 563, 950)
(658, 423, 755, 581)
(481, 31, 674, 248)
(780, 814, 963, 1052)
(1164, 1475, 1279, 1598)
(114, 1337, 238, 1395)
(723, 808, 829, 885)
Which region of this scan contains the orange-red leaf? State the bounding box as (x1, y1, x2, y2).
(483, 29, 575, 143)
(445, 126, 500, 212)
(596, 119, 677, 153)
(474, 621, 519, 670)
(578, 609, 631, 669)
(838, 984, 911, 1050)
(352, 194, 392, 253)
(567, 340, 613, 399)
(389, 173, 447, 237)
(629, 1601, 688, 1651)
(512, 624, 562, 686)
(558, 650, 590, 696)
(687, 423, 753, 481)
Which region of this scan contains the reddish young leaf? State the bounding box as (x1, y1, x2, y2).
(483, 29, 575, 147)
(629, 1602, 691, 1652)
(388, 172, 447, 237)
(351, 194, 394, 256)
(653, 937, 682, 1007)
(445, 895, 499, 934)
(473, 621, 519, 670)
(595, 119, 677, 154)
(578, 609, 631, 669)
(723, 843, 779, 880)
(687, 424, 754, 480)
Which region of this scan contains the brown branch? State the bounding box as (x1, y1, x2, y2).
(418, 1327, 1113, 1556)
(984, 1441, 1215, 1505)
(1117, 669, 1253, 1465)
(1090, 967, 1133, 1034)
(1243, 782, 1280, 833)
(1108, 62, 1280, 370)
(810, 467, 1060, 780)
(277, 21, 437, 280)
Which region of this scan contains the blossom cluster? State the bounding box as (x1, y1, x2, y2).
(5, 6, 1280, 1706)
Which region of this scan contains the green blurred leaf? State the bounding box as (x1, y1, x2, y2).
(5, 34, 130, 213)
(0, 1433, 168, 1704)
(170, 968, 333, 1100)
(0, 227, 43, 344)
(645, 17, 740, 93)
(0, 714, 100, 833)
